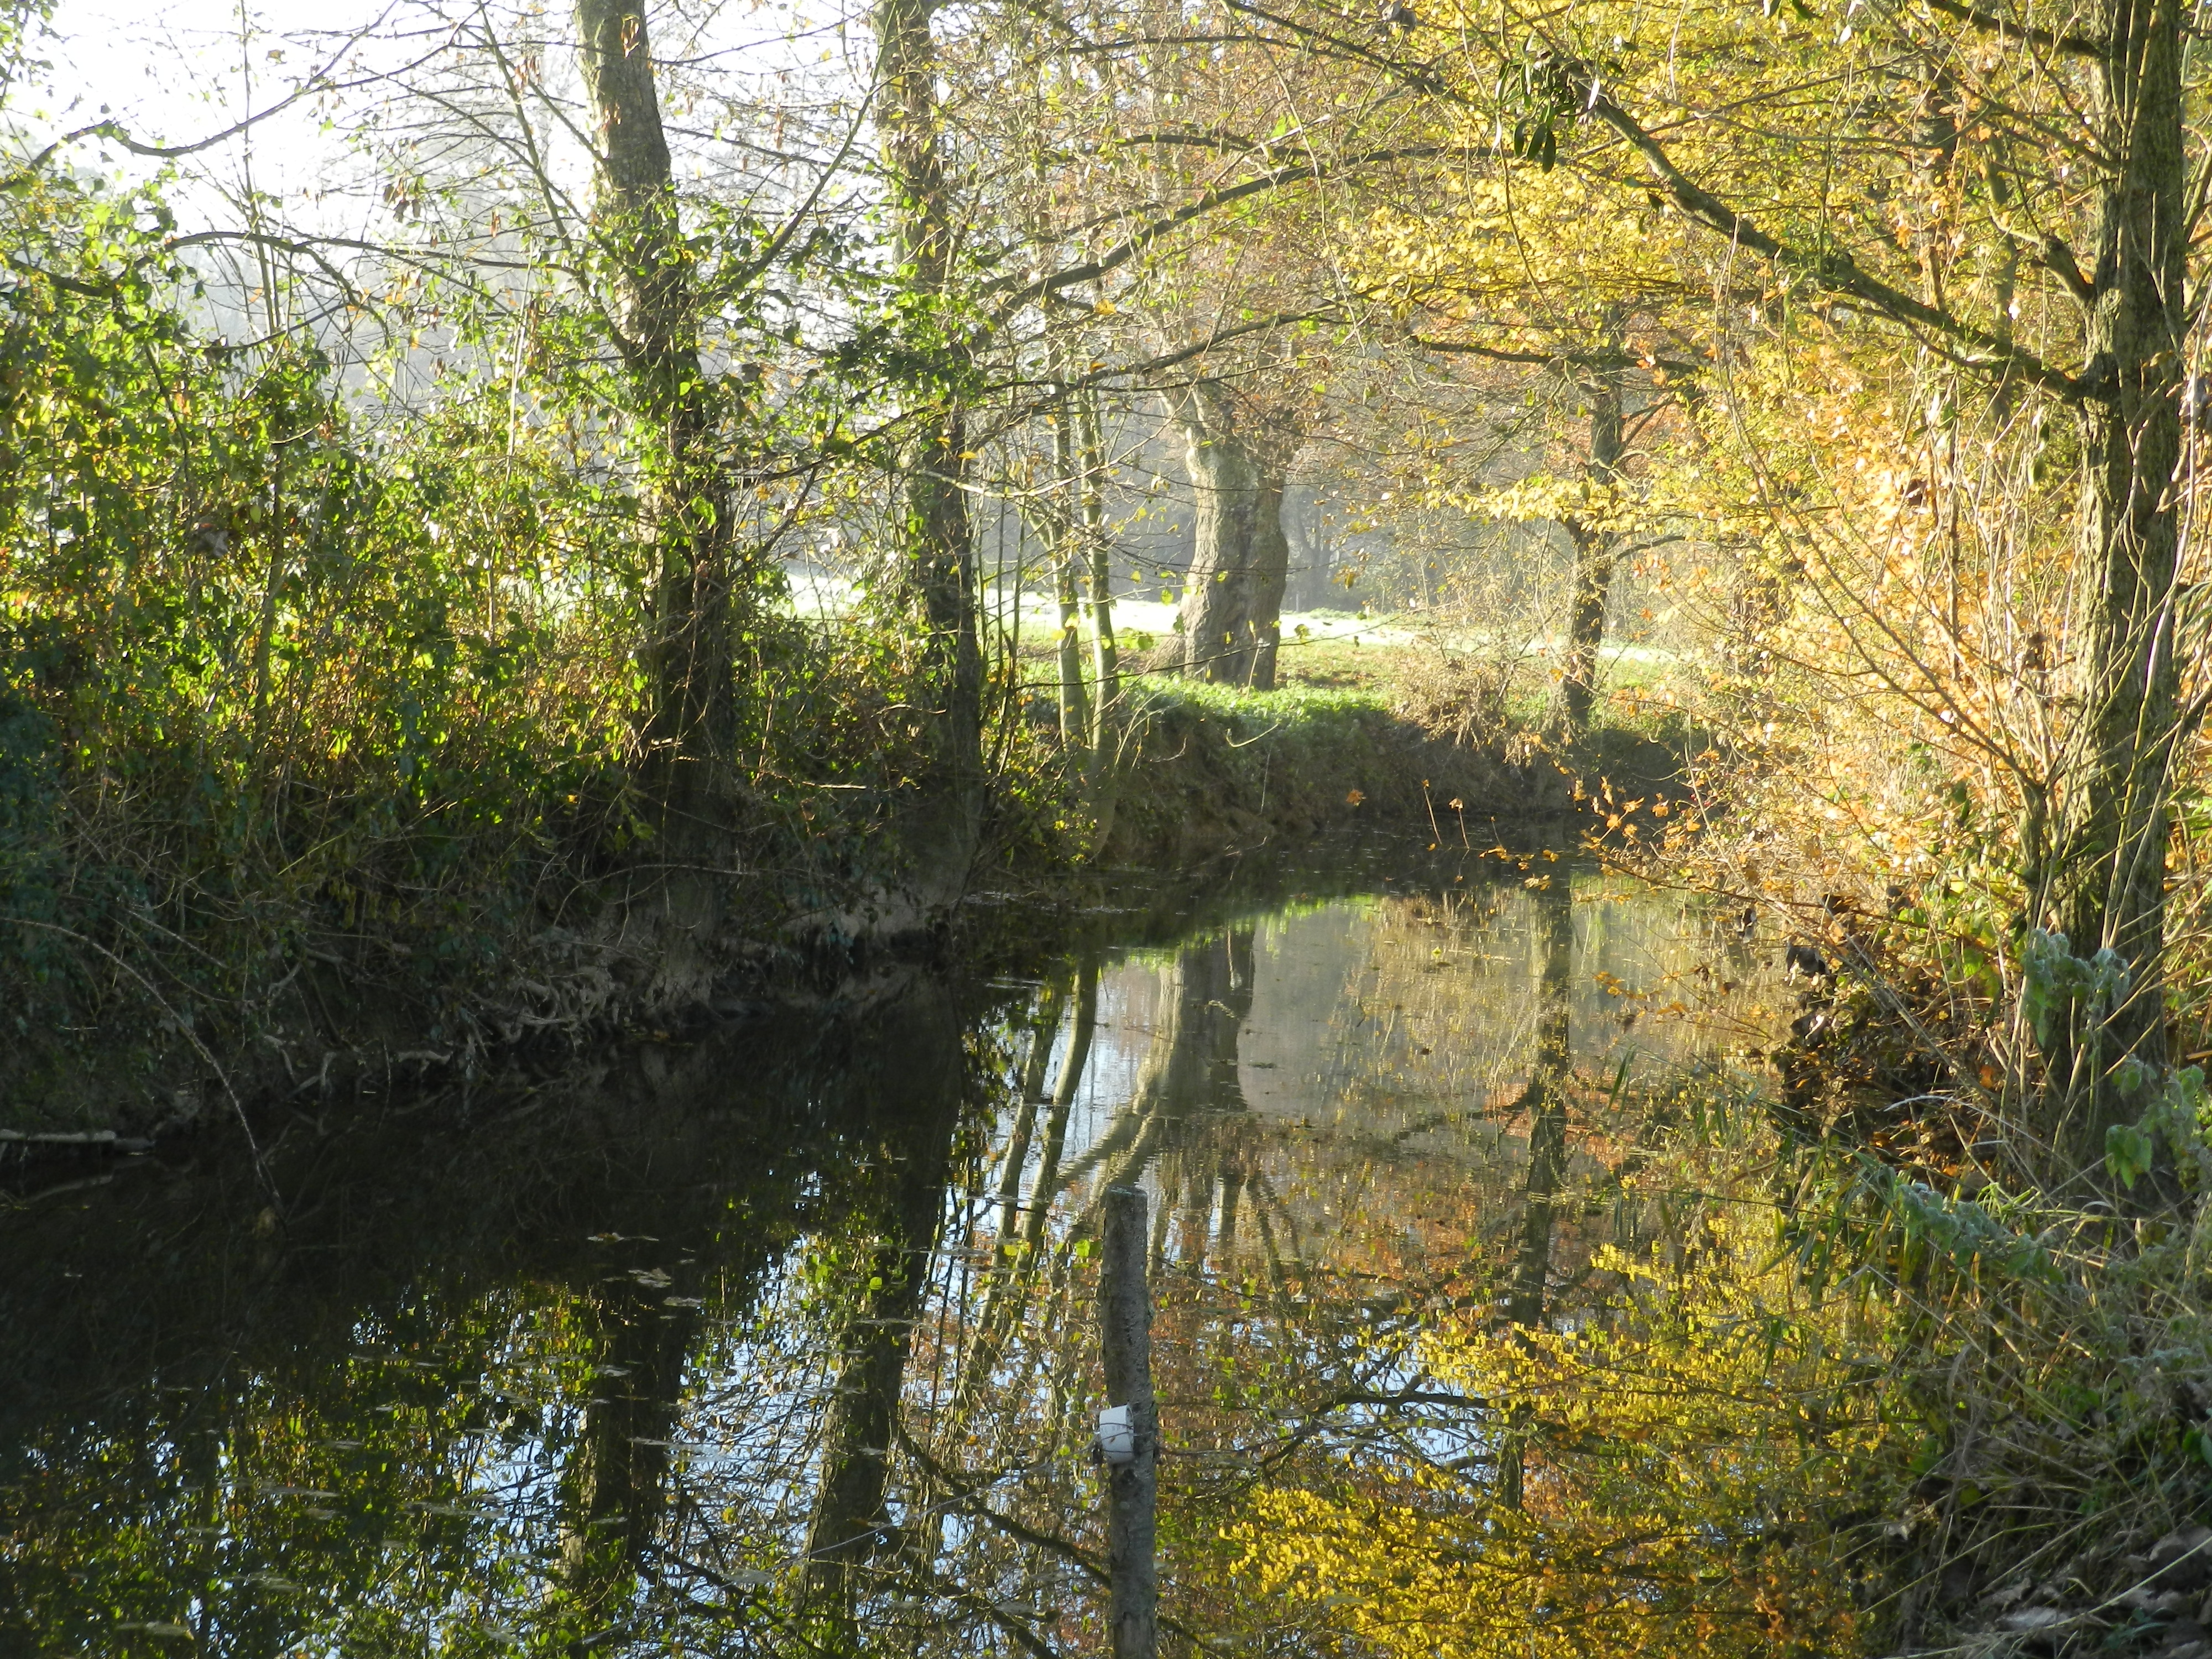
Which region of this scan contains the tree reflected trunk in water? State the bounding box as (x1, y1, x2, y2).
(558, 1282, 700, 1635)
(952, 959, 1098, 1421)
(802, 984, 971, 1635)
(1074, 928, 1255, 1199)
(1500, 877, 1574, 1510)
(1027, 963, 1096, 1242)
(996, 975, 1067, 1235)
(918, 961, 1099, 1594)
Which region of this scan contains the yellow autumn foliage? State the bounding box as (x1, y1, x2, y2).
(1354, 168, 1695, 324)
(1227, 1209, 1892, 1657)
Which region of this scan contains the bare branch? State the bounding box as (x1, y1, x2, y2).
(1916, 0, 2106, 59)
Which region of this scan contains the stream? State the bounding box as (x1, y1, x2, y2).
(0, 839, 1791, 1655)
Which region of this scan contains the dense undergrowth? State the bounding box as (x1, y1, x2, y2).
(0, 166, 937, 1129)
(1568, 708, 2212, 1655)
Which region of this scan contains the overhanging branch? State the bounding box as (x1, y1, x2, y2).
(1583, 91, 2085, 400)
(989, 142, 1443, 318)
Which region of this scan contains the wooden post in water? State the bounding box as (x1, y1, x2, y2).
(1099, 1184, 1159, 1659)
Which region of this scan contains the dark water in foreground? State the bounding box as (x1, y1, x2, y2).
(0, 846, 1782, 1656)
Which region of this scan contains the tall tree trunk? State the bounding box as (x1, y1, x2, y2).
(1284, 485, 1335, 613)
(575, 0, 738, 1001)
(1166, 381, 1293, 688)
(1244, 482, 1292, 691)
(2041, 0, 2186, 1170)
(1552, 325, 1626, 738)
(1077, 387, 1125, 850)
(575, 0, 733, 795)
(874, 0, 983, 895)
(1079, 387, 1120, 735)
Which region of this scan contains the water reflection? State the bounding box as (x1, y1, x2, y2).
(0, 857, 1785, 1656)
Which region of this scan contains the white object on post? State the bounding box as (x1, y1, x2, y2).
(1094, 1404, 1138, 1467)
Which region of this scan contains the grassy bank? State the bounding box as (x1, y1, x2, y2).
(1050, 640, 1698, 869)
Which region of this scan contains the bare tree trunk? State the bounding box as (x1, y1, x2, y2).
(1245, 479, 1291, 691)
(1099, 1184, 1158, 1659)
(2041, 0, 2187, 1171)
(1075, 387, 1125, 850)
(1553, 331, 1626, 739)
(1166, 381, 1293, 688)
(1079, 388, 1120, 732)
(874, 0, 983, 895)
(1283, 485, 1336, 613)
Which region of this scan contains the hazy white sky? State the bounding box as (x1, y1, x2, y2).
(33, 0, 859, 230)
(11, 0, 425, 283)
(46, 0, 365, 173)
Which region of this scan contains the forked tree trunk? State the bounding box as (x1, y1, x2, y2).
(874, 0, 984, 894)
(2042, 0, 2187, 1170)
(1166, 381, 1293, 688)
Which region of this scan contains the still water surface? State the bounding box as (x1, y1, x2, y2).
(0, 848, 1782, 1655)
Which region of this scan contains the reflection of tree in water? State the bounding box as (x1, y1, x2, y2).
(0, 869, 1799, 1659)
(0, 970, 1000, 1658)
(559, 1284, 697, 1628)
(801, 984, 971, 1635)
(861, 933, 1295, 1657)
(541, 981, 983, 1648)
(1500, 874, 1573, 1509)
(947, 959, 1098, 1426)
(1061, 928, 1263, 1259)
